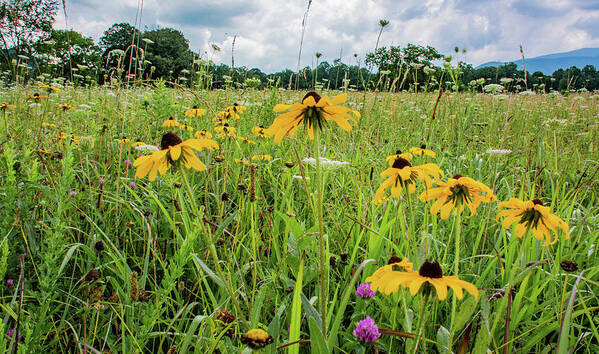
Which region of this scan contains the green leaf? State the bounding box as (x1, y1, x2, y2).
(288, 252, 305, 354)
(437, 325, 451, 353)
(452, 296, 478, 336)
(557, 271, 584, 354)
(191, 255, 225, 288)
(309, 316, 330, 353)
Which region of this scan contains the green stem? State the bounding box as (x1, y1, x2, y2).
(449, 211, 462, 350)
(414, 293, 430, 353)
(313, 127, 327, 337)
(180, 167, 246, 324)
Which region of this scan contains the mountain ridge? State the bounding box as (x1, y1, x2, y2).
(476, 48, 599, 74)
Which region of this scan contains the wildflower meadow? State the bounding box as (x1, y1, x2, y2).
(0, 80, 597, 353)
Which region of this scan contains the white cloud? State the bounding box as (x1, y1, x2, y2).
(54, 0, 599, 71)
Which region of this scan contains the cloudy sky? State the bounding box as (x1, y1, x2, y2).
(55, 0, 599, 73)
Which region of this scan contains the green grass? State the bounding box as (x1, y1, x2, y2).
(0, 82, 597, 353)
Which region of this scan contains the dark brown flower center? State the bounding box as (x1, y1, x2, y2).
(387, 255, 403, 265)
(420, 144, 426, 149)
(418, 261, 443, 278)
(161, 132, 182, 150)
(395, 149, 402, 155)
(452, 174, 463, 179)
(532, 199, 543, 206)
(303, 91, 321, 103)
(192, 105, 198, 109)
(392, 157, 412, 169)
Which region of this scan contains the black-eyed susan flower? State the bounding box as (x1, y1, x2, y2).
(226, 103, 246, 114)
(57, 104, 73, 111)
(212, 115, 229, 125)
(132, 141, 145, 148)
(366, 260, 478, 300)
(419, 174, 496, 219)
(497, 198, 570, 246)
(214, 155, 225, 163)
(284, 161, 295, 168)
(28, 93, 47, 101)
(162, 117, 180, 127)
(240, 329, 273, 349)
(118, 137, 130, 144)
(0, 103, 15, 111)
(237, 136, 256, 144)
(251, 154, 272, 161)
(265, 91, 360, 143)
(234, 158, 249, 165)
(133, 132, 218, 181)
(251, 125, 267, 138)
(184, 106, 205, 117)
(385, 150, 413, 165)
(214, 123, 236, 138)
(195, 129, 213, 139)
(42, 122, 56, 128)
(409, 144, 436, 158)
(179, 123, 194, 132)
(39, 84, 61, 93)
(372, 157, 443, 204)
(365, 258, 413, 285)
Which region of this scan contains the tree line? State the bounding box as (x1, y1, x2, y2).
(1, 0, 599, 92)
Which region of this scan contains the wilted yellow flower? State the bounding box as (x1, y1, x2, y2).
(419, 174, 496, 219)
(497, 197, 570, 246)
(265, 91, 360, 143)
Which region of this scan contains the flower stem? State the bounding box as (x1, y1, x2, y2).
(449, 211, 462, 350)
(313, 127, 327, 337)
(413, 293, 430, 353)
(180, 168, 245, 324)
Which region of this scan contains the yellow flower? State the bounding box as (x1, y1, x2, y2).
(385, 150, 413, 165)
(265, 91, 360, 143)
(419, 174, 496, 219)
(42, 122, 56, 127)
(366, 260, 478, 300)
(39, 84, 61, 93)
(28, 93, 47, 101)
(57, 103, 73, 111)
(365, 258, 414, 285)
(237, 136, 256, 144)
(132, 141, 145, 148)
(252, 125, 267, 138)
(252, 154, 272, 161)
(214, 155, 225, 163)
(133, 132, 218, 181)
(214, 123, 236, 138)
(373, 157, 443, 205)
(497, 198, 570, 246)
(195, 129, 213, 139)
(234, 158, 250, 165)
(163, 118, 180, 127)
(226, 103, 247, 114)
(184, 106, 205, 117)
(240, 329, 273, 349)
(0, 103, 15, 110)
(409, 145, 436, 158)
(179, 124, 194, 132)
(36, 148, 51, 155)
(212, 116, 229, 125)
(118, 137, 130, 144)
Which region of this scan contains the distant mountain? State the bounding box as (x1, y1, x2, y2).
(476, 48, 599, 74)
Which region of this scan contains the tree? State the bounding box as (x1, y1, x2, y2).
(34, 29, 101, 79)
(142, 28, 193, 80)
(0, 0, 59, 63)
(99, 23, 142, 79)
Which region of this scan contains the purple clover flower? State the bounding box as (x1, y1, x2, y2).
(6, 279, 14, 287)
(124, 159, 132, 167)
(129, 182, 136, 189)
(98, 178, 105, 185)
(7, 328, 22, 342)
(353, 316, 381, 343)
(69, 190, 77, 196)
(355, 283, 376, 298)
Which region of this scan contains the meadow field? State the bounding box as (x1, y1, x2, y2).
(0, 83, 597, 353)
